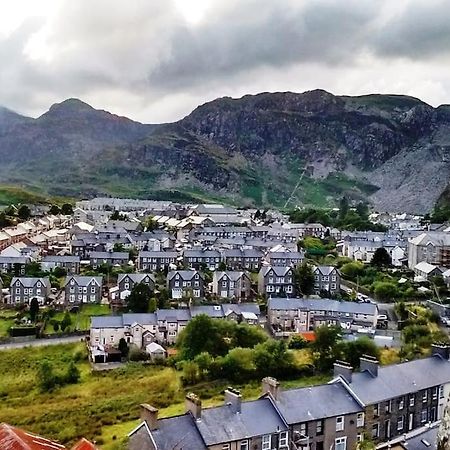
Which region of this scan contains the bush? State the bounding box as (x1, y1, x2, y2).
(128, 347, 149, 362)
(288, 335, 308, 349)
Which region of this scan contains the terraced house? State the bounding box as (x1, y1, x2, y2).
(167, 270, 205, 299)
(115, 273, 156, 301)
(258, 266, 295, 296)
(211, 271, 252, 300)
(183, 248, 221, 270)
(89, 251, 129, 268)
(313, 265, 341, 295)
(222, 248, 263, 271)
(9, 277, 51, 305)
(65, 275, 103, 304)
(137, 250, 177, 271)
(41, 255, 81, 274)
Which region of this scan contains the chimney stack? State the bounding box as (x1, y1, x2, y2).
(333, 361, 353, 384)
(140, 404, 159, 430)
(224, 387, 242, 413)
(431, 343, 450, 360)
(185, 393, 202, 420)
(360, 355, 379, 377)
(262, 377, 281, 400)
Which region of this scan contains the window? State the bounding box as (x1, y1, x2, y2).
(373, 403, 379, 417)
(397, 416, 404, 431)
(279, 431, 288, 448)
(335, 437, 347, 450)
(433, 387, 438, 400)
(357, 413, 365, 427)
(316, 420, 323, 435)
(299, 423, 307, 436)
(372, 423, 379, 439)
(240, 441, 248, 450)
(440, 386, 445, 399)
(222, 445, 230, 450)
(357, 434, 363, 443)
(410, 395, 415, 407)
(421, 410, 427, 423)
(336, 416, 344, 431)
(422, 391, 428, 403)
(262, 435, 271, 450)
(385, 400, 392, 413)
(399, 398, 404, 410)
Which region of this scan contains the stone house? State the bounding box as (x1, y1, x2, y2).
(183, 249, 221, 270)
(222, 248, 263, 271)
(9, 277, 51, 305)
(41, 255, 81, 274)
(65, 275, 103, 304)
(137, 251, 177, 271)
(89, 251, 129, 269)
(313, 266, 340, 295)
(211, 271, 252, 300)
(167, 270, 205, 299)
(258, 266, 295, 296)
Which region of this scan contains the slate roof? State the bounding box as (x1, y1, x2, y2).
(345, 354, 450, 404)
(191, 305, 224, 318)
(223, 248, 263, 258)
(214, 271, 247, 282)
(196, 398, 287, 445)
(42, 255, 80, 263)
(167, 270, 203, 281)
(122, 313, 157, 326)
(314, 265, 338, 276)
(138, 251, 178, 258)
(260, 266, 293, 277)
(0, 256, 30, 264)
(156, 309, 191, 322)
(90, 251, 129, 259)
(91, 316, 124, 328)
(11, 277, 50, 288)
(274, 383, 363, 424)
(184, 249, 221, 258)
(117, 273, 155, 284)
(136, 414, 207, 449)
(64, 276, 102, 287)
(268, 298, 377, 316)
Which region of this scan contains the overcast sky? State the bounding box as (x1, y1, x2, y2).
(1, 0, 450, 123)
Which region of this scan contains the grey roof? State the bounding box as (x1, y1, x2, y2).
(90, 251, 129, 259)
(191, 305, 224, 318)
(196, 398, 287, 445)
(184, 249, 221, 257)
(275, 383, 363, 424)
(267, 298, 377, 316)
(260, 266, 293, 277)
(156, 309, 191, 322)
(11, 277, 50, 288)
(314, 265, 337, 276)
(223, 248, 263, 258)
(117, 273, 155, 284)
(122, 313, 157, 326)
(345, 354, 450, 404)
(91, 315, 123, 328)
(149, 414, 207, 450)
(64, 276, 103, 287)
(214, 271, 247, 282)
(0, 256, 30, 264)
(222, 303, 261, 317)
(42, 255, 80, 263)
(167, 270, 203, 281)
(138, 251, 177, 258)
(398, 425, 438, 450)
(269, 251, 304, 259)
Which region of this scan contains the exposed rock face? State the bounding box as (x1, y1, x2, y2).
(1, 90, 450, 212)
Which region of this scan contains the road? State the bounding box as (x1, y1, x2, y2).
(0, 335, 84, 350)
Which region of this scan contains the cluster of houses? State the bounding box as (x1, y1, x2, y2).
(129, 343, 450, 450)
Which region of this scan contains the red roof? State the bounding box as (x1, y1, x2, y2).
(0, 423, 67, 450)
(71, 438, 98, 450)
(299, 331, 316, 342)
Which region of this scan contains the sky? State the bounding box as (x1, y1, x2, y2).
(1, 0, 450, 123)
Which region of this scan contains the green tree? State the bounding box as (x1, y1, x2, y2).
(340, 261, 365, 280)
(61, 203, 74, 215)
(113, 243, 125, 252)
(37, 360, 57, 392)
(181, 361, 200, 385)
(370, 248, 392, 267)
(0, 212, 12, 228)
(311, 325, 343, 373)
(294, 262, 316, 296)
(342, 337, 379, 369)
(60, 311, 72, 332)
(65, 361, 80, 384)
(339, 196, 349, 220)
(288, 335, 308, 349)
(29, 297, 40, 322)
(17, 205, 31, 220)
(52, 321, 60, 332)
(49, 205, 61, 215)
(149, 297, 158, 313)
(373, 281, 398, 302)
(118, 338, 129, 357)
(126, 282, 152, 313)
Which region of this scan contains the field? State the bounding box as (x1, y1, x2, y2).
(0, 343, 330, 449)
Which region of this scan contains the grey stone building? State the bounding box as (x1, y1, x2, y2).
(89, 251, 129, 269)
(0, 256, 29, 275)
(222, 248, 263, 271)
(167, 270, 205, 299)
(115, 273, 156, 301)
(64, 275, 103, 304)
(211, 271, 252, 300)
(258, 266, 295, 296)
(137, 251, 177, 272)
(313, 266, 341, 295)
(9, 277, 51, 305)
(183, 249, 221, 270)
(268, 251, 304, 267)
(41, 255, 81, 274)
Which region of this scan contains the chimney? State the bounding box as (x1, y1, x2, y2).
(360, 355, 379, 377)
(261, 377, 281, 400)
(224, 387, 242, 413)
(140, 404, 159, 431)
(431, 343, 450, 360)
(333, 361, 353, 384)
(185, 393, 202, 420)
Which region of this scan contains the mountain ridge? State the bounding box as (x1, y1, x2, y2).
(0, 90, 449, 213)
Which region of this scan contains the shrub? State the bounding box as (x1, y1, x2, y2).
(128, 347, 149, 362)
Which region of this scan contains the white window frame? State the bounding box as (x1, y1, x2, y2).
(240, 440, 248, 450)
(262, 435, 271, 450)
(335, 437, 347, 450)
(336, 416, 344, 431)
(397, 416, 404, 431)
(279, 431, 288, 448)
(221, 444, 230, 450)
(357, 413, 364, 427)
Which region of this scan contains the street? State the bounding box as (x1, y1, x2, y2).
(0, 335, 84, 350)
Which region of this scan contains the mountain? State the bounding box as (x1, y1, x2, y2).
(1, 90, 450, 212)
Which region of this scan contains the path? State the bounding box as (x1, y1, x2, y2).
(0, 335, 83, 350)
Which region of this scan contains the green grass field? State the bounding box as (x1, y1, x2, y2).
(0, 343, 330, 449)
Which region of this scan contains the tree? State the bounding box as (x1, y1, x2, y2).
(143, 216, 158, 231)
(113, 243, 125, 252)
(294, 262, 316, 296)
(342, 337, 379, 369)
(17, 205, 31, 220)
(65, 361, 80, 384)
(52, 321, 60, 332)
(149, 297, 158, 313)
(29, 297, 39, 322)
(61, 203, 74, 215)
(49, 205, 61, 215)
(370, 248, 392, 267)
(126, 282, 152, 313)
(0, 212, 12, 228)
(118, 338, 129, 357)
(60, 311, 72, 332)
(340, 261, 365, 280)
(37, 360, 57, 392)
(311, 325, 343, 373)
(339, 196, 349, 220)
(373, 281, 398, 302)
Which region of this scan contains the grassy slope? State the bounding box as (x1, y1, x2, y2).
(0, 343, 330, 449)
